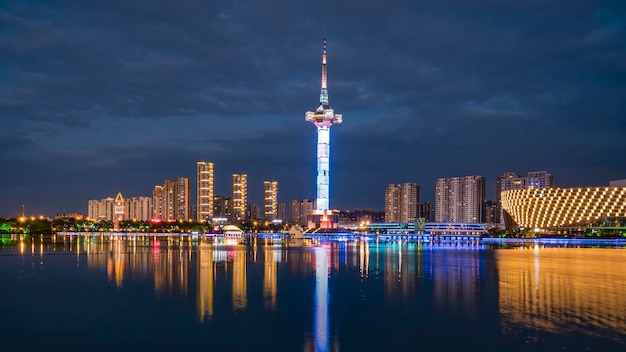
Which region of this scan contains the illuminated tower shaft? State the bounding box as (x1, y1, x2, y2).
(305, 39, 342, 212)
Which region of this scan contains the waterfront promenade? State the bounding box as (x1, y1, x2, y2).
(51, 231, 626, 246)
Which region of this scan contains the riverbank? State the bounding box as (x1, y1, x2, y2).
(482, 237, 626, 246)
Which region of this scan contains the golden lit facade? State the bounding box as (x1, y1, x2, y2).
(197, 161, 214, 222)
(501, 187, 626, 229)
(232, 174, 248, 221)
(264, 181, 278, 220)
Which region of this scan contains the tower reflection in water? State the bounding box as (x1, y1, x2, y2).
(313, 246, 329, 352)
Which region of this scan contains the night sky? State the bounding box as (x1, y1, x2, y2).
(1, 0, 625, 217)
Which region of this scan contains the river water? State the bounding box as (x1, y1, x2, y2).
(1, 235, 625, 351)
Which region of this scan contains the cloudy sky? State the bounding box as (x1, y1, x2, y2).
(1, 0, 624, 217)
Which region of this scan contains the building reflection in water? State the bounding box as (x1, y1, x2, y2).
(497, 246, 626, 341)
(197, 243, 214, 322)
(231, 249, 247, 311)
(263, 244, 280, 310)
(152, 237, 190, 299)
(359, 241, 369, 278)
(429, 245, 484, 319)
(83, 236, 191, 295)
(382, 241, 418, 303)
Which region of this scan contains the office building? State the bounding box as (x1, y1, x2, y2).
(232, 174, 248, 221)
(264, 181, 278, 220)
(435, 176, 485, 223)
(197, 162, 214, 222)
(385, 183, 419, 222)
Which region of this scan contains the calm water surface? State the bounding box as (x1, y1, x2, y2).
(1, 235, 625, 351)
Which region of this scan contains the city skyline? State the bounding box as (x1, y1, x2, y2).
(1, 1, 625, 217)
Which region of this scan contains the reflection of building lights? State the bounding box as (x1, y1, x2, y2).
(197, 245, 214, 322)
(263, 249, 277, 310)
(232, 251, 247, 311)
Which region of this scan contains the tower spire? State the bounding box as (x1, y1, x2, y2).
(320, 38, 328, 106)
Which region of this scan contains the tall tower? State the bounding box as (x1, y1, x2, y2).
(305, 39, 342, 229)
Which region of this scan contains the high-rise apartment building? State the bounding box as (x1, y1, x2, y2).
(418, 202, 435, 222)
(213, 195, 233, 221)
(176, 177, 191, 221)
(126, 196, 152, 221)
(264, 181, 278, 220)
(152, 185, 165, 220)
(152, 177, 190, 221)
(277, 203, 286, 222)
(290, 199, 314, 226)
(88, 193, 124, 225)
(384, 183, 419, 222)
(247, 203, 260, 220)
(526, 171, 554, 189)
(484, 200, 499, 224)
(232, 174, 248, 221)
(197, 162, 214, 222)
(88, 197, 114, 221)
(435, 176, 485, 223)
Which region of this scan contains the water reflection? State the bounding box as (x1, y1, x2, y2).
(496, 246, 626, 342)
(263, 246, 279, 310)
(3, 235, 626, 350)
(197, 243, 214, 321)
(313, 246, 329, 352)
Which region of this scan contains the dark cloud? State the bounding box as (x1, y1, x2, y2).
(0, 0, 624, 216)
